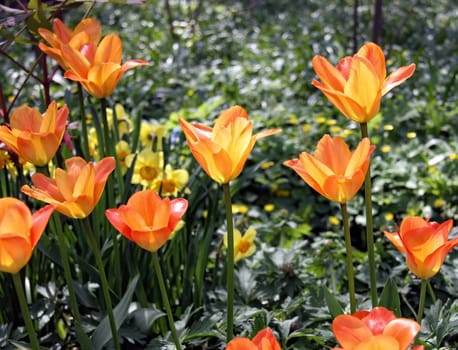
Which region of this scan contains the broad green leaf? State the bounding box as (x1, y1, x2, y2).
(323, 287, 344, 318)
(91, 274, 140, 350)
(379, 278, 401, 317)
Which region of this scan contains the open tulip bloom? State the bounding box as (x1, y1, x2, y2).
(179, 105, 281, 184)
(284, 135, 375, 204)
(61, 33, 149, 98)
(312, 42, 416, 123)
(38, 18, 102, 71)
(0, 198, 55, 274)
(0, 101, 68, 167)
(226, 328, 281, 350)
(105, 190, 188, 252)
(21, 156, 116, 219)
(332, 307, 423, 350)
(384, 216, 457, 279)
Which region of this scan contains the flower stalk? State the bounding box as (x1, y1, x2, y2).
(223, 182, 235, 341)
(417, 279, 428, 323)
(12, 273, 40, 350)
(340, 203, 356, 313)
(84, 217, 121, 350)
(152, 252, 182, 350)
(360, 122, 377, 307)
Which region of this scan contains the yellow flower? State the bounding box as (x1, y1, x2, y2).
(407, 132, 416, 139)
(316, 116, 326, 124)
(88, 127, 99, 160)
(449, 153, 457, 160)
(302, 124, 312, 133)
(326, 119, 337, 126)
(381, 145, 391, 153)
(153, 164, 189, 197)
(127, 149, 164, 187)
(106, 104, 132, 137)
(329, 125, 342, 134)
(264, 203, 275, 212)
(329, 216, 340, 225)
(232, 204, 248, 214)
(260, 161, 274, 170)
(384, 213, 394, 221)
(140, 122, 168, 150)
(433, 198, 445, 208)
(224, 227, 256, 263)
(384, 124, 394, 131)
(115, 140, 131, 175)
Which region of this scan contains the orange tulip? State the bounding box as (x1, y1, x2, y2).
(0, 198, 54, 273)
(284, 135, 375, 203)
(226, 328, 281, 350)
(61, 33, 148, 98)
(105, 190, 188, 252)
(180, 106, 281, 184)
(312, 42, 416, 123)
(384, 216, 457, 279)
(39, 18, 102, 70)
(0, 101, 68, 166)
(21, 156, 116, 219)
(332, 307, 423, 350)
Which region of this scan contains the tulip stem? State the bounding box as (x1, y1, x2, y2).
(222, 182, 235, 341)
(152, 252, 182, 350)
(78, 84, 90, 159)
(12, 273, 40, 350)
(52, 214, 91, 348)
(340, 203, 357, 313)
(360, 122, 377, 307)
(417, 279, 428, 323)
(84, 217, 121, 350)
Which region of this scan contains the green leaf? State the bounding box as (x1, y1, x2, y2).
(323, 287, 344, 318)
(379, 278, 401, 317)
(91, 274, 140, 350)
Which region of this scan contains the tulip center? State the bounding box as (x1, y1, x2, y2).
(140, 166, 158, 180)
(162, 179, 176, 194)
(238, 239, 251, 253)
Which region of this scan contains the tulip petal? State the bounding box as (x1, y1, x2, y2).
(383, 318, 420, 350)
(314, 135, 351, 175)
(226, 337, 258, 350)
(0, 236, 32, 273)
(361, 307, 396, 335)
(333, 314, 373, 348)
(353, 335, 400, 350)
(357, 42, 386, 82)
(30, 204, 55, 248)
(312, 55, 346, 91)
(383, 64, 416, 95)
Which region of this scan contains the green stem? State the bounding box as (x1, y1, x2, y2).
(12, 273, 40, 350)
(222, 182, 235, 341)
(152, 252, 182, 350)
(340, 203, 357, 313)
(83, 217, 121, 350)
(417, 279, 428, 323)
(427, 280, 436, 303)
(360, 122, 377, 307)
(52, 214, 88, 344)
(100, 98, 111, 158)
(78, 84, 90, 159)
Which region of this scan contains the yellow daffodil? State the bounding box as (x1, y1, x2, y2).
(127, 149, 164, 187)
(224, 227, 256, 263)
(115, 140, 132, 175)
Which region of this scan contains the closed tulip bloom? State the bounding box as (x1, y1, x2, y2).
(105, 190, 188, 252)
(0, 198, 55, 273)
(0, 102, 68, 166)
(61, 33, 148, 98)
(332, 307, 423, 350)
(384, 216, 457, 279)
(226, 328, 281, 350)
(312, 42, 416, 123)
(39, 18, 102, 70)
(180, 106, 281, 184)
(284, 135, 375, 203)
(21, 156, 116, 219)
